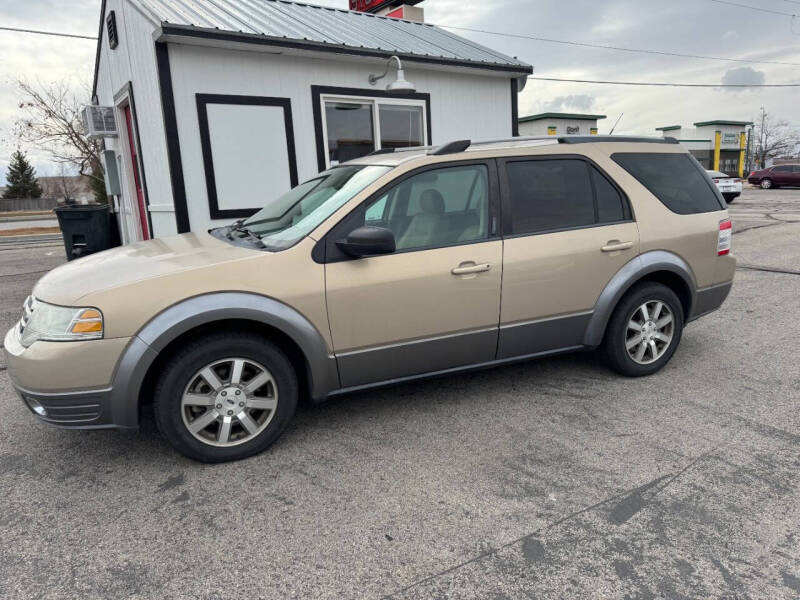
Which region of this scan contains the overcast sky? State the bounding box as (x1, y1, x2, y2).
(1, 0, 799, 183)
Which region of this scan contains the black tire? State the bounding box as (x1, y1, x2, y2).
(600, 282, 684, 377)
(153, 331, 298, 463)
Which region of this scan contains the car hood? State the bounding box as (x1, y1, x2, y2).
(33, 232, 260, 306)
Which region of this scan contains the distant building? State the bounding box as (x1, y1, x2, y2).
(655, 120, 752, 176)
(38, 175, 96, 204)
(518, 112, 606, 137)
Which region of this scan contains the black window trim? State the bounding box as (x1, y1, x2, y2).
(314, 158, 501, 264)
(197, 93, 299, 220)
(497, 154, 635, 240)
(311, 85, 433, 173)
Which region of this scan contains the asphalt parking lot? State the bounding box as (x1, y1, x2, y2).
(1, 187, 799, 599)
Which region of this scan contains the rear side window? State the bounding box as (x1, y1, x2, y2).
(504, 159, 629, 235)
(612, 153, 724, 214)
(505, 160, 593, 234)
(772, 165, 791, 172)
(591, 166, 626, 223)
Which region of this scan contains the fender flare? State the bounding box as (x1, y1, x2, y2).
(108, 292, 339, 427)
(582, 250, 697, 347)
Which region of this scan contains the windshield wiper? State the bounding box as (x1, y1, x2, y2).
(230, 222, 263, 245)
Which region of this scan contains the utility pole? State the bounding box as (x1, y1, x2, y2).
(758, 106, 766, 168)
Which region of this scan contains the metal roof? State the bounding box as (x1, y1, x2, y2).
(693, 120, 753, 127)
(519, 112, 606, 123)
(134, 0, 532, 74)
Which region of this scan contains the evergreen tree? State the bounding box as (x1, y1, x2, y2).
(89, 159, 108, 204)
(3, 151, 43, 199)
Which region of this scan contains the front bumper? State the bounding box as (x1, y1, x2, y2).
(3, 326, 133, 429)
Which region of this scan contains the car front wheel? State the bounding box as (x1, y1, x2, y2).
(760, 178, 773, 189)
(601, 282, 684, 377)
(153, 332, 298, 462)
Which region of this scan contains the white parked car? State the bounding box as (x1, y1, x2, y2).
(706, 170, 742, 203)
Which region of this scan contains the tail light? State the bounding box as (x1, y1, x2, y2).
(718, 219, 732, 256)
(713, 178, 720, 184)
(749, 171, 755, 177)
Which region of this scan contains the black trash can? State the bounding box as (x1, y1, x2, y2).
(55, 204, 114, 261)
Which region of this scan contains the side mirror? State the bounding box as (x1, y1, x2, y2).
(336, 226, 396, 257)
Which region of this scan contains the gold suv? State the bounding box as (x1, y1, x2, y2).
(4, 137, 735, 462)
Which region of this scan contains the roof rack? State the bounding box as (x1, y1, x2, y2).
(558, 135, 679, 144)
(365, 134, 677, 159)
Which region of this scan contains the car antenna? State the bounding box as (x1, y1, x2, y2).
(609, 113, 624, 135)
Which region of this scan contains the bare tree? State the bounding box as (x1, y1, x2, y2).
(13, 79, 106, 202)
(753, 110, 800, 168)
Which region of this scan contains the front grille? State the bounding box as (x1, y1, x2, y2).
(18, 295, 34, 337)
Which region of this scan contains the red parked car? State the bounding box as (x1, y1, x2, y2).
(747, 164, 800, 189)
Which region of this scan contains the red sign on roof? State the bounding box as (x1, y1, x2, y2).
(350, 0, 421, 13)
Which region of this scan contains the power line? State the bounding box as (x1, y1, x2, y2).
(0, 26, 97, 41)
(438, 24, 800, 66)
(531, 76, 800, 87)
(707, 0, 796, 16)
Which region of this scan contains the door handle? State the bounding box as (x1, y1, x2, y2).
(451, 262, 492, 275)
(601, 241, 634, 253)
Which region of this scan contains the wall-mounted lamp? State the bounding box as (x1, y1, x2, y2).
(368, 55, 416, 94)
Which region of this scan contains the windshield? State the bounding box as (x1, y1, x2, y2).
(242, 165, 391, 251)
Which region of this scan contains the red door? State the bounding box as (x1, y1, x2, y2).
(123, 105, 150, 240)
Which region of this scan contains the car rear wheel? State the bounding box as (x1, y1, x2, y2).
(760, 178, 773, 189)
(154, 332, 297, 463)
(601, 282, 684, 377)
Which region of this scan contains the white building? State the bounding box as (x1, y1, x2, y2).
(518, 112, 605, 137)
(91, 0, 531, 242)
(655, 120, 751, 175)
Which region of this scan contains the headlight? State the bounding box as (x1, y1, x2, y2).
(20, 299, 103, 347)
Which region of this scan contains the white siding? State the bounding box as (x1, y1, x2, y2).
(95, 0, 176, 238)
(168, 44, 513, 232)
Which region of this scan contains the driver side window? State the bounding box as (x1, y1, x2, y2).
(360, 164, 490, 252)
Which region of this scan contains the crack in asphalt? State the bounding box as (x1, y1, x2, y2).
(737, 264, 800, 276)
(0, 269, 51, 279)
(379, 446, 724, 599)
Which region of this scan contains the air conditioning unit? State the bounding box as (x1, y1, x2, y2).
(81, 105, 118, 138)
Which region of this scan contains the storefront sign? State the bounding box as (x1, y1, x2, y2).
(566, 126, 580, 134)
(350, 0, 421, 12)
(722, 132, 738, 145)
(547, 126, 557, 135)
(590, 127, 598, 135)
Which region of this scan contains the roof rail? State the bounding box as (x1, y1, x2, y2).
(430, 140, 472, 155)
(470, 135, 555, 146)
(558, 135, 679, 144)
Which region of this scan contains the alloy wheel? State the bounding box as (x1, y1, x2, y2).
(625, 301, 675, 365)
(761, 179, 772, 189)
(181, 358, 278, 447)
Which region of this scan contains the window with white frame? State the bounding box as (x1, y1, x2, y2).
(321, 95, 427, 168)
